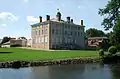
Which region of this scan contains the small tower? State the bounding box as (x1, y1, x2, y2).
(56, 9, 62, 21)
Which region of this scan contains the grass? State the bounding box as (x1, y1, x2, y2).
(0, 48, 98, 62)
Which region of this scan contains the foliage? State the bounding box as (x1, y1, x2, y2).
(0, 37, 11, 45)
(108, 46, 117, 54)
(106, 31, 113, 38)
(97, 40, 110, 51)
(99, 0, 120, 50)
(106, 20, 120, 50)
(98, 49, 104, 57)
(85, 28, 106, 37)
(98, 0, 120, 30)
(112, 20, 120, 46)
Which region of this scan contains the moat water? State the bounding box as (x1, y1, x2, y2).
(0, 64, 120, 79)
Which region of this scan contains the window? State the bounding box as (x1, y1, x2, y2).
(42, 30, 43, 34)
(81, 32, 82, 36)
(39, 30, 40, 35)
(65, 25, 67, 28)
(41, 37, 44, 43)
(74, 40, 76, 44)
(36, 37, 37, 43)
(36, 31, 37, 35)
(78, 32, 80, 36)
(68, 25, 70, 29)
(45, 29, 47, 34)
(71, 32, 72, 36)
(78, 27, 80, 30)
(75, 32, 77, 36)
(52, 29, 54, 34)
(65, 31, 67, 35)
(56, 29, 58, 35)
(45, 37, 48, 42)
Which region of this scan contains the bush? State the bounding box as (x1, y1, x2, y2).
(108, 46, 117, 54)
(98, 49, 104, 57)
(116, 45, 120, 51)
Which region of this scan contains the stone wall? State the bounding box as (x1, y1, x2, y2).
(0, 57, 100, 68)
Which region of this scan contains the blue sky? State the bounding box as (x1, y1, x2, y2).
(0, 0, 109, 39)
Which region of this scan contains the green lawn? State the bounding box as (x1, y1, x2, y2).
(0, 48, 98, 62)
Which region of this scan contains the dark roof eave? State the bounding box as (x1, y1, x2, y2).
(31, 21, 51, 27)
(31, 23, 40, 27)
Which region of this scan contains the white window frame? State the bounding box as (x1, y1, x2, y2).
(45, 36, 48, 43)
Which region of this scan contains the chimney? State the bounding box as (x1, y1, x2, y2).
(46, 15, 50, 21)
(71, 19, 73, 23)
(81, 20, 83, 26)
(39, 16, 42, 22)
(67, 17, 70, 23)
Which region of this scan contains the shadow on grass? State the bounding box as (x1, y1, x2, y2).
(0, 52, 13, 54)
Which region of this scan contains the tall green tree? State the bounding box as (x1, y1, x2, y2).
(85, 28, 106, 38)
(98, 0, 120, 30)
(110, 20, 120, 46)
(99, 0, 120, 49)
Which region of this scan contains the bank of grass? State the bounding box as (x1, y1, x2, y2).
(0, 48, 98, 62)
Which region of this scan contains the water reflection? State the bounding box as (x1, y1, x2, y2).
(0, 64, 120, 79)
(109, 64, 120, 79)
(31, 64, 85, 79)
(30, 64, 111, 79)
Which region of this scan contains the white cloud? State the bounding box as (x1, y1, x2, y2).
(0, 12, 19, 27)
(24, 0, 28, 2)
(1, 24, 7, 27)
(0, 12, 19, 22)
(27, 16, 39, 25)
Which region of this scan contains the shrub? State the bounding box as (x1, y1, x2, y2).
(108, 46, 117, 54)
(116, 45, 120, 51)
(98, 49, 104, 57)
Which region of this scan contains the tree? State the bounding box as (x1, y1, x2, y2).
(98, 0, 120, 30)
(99, 0, 120, 50)
(85, 28, 106, 37)
(110, 20, 120, 49)
(18, 37, 27, 40)
(106, 31, 113, 37)
(0, 37, 11, 45)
